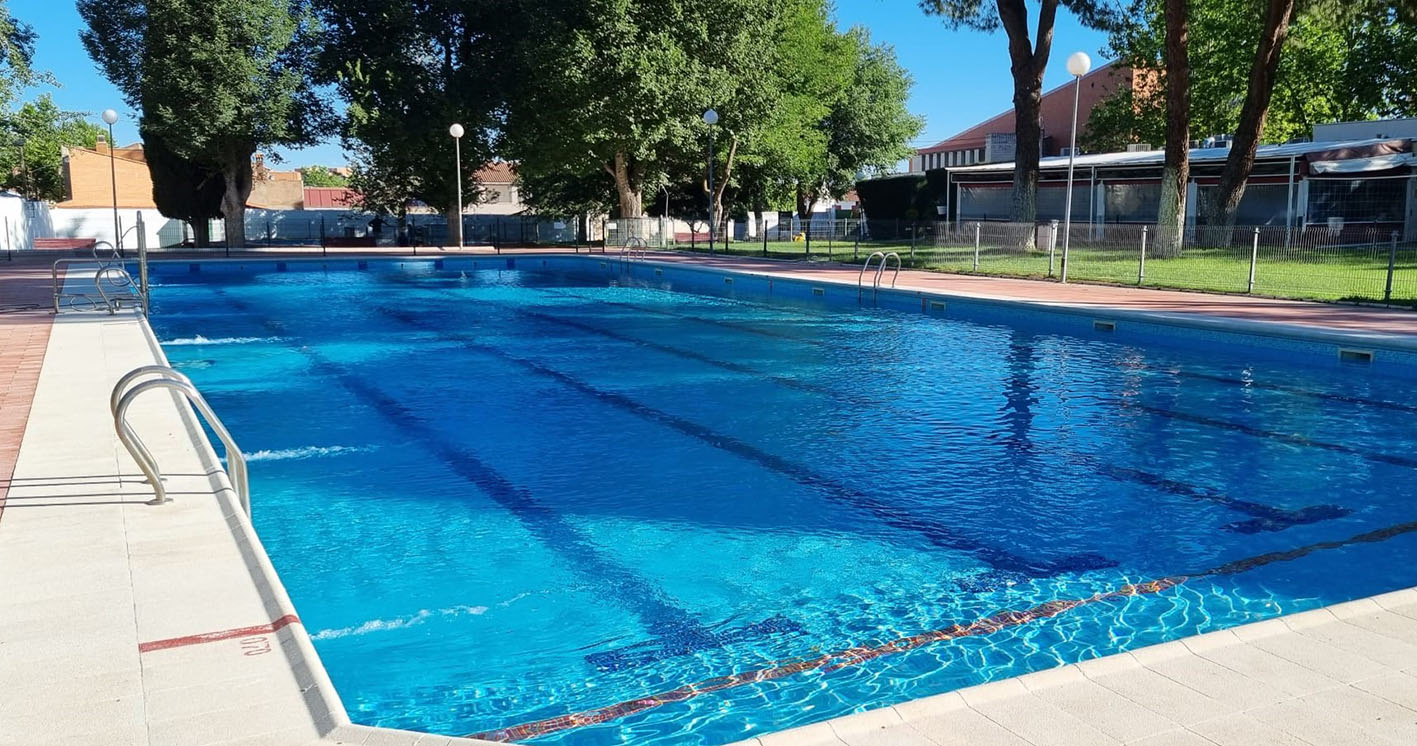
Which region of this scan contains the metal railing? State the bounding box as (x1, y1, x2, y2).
(110, 365, 249, 514)
(619, 237, 648, 269)
(859, 251, 901, 301)
(95, 266, 145, 315)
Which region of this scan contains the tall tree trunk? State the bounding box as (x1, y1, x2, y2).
(1155, 0, 1190, 258)
(997, 0, 1057, 238)
(220, 162, 251, 249)
(607, 151, 643, 218)
(795, 182, 810, 220)
(191, 219, 210, 248)
(1200, 0, 1296, 235)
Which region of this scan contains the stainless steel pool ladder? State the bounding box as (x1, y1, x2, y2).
(858, 251, 901, 300)
(51, 241, 145, 314)
(619, 237, 648, 269)
(110, 365, 250, 514)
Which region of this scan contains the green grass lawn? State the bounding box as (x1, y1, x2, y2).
(684, 240, 1417, 305)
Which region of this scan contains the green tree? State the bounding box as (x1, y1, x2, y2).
(920, 0, 1119, 225)
(1157, 0, 1189, 256)
(314, 0, 503, 245)
(297, 165, 348, 187)
(740, 10, 921, 220)
(0, 0, 40, 112)
(0, 95, 102, 202)
(503, 0, 782, 221)
(79, 0, 330, 248)
(142, 125, 225, 247)
(1089, 0, 1417, 230)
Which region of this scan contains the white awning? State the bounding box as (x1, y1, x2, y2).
(1309, 153, 1417, 174)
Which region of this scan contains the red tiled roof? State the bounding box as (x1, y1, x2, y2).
(476, 161, 516, 183)
(303, 187, 360, 209)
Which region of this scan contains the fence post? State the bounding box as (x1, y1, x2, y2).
(972, 222, 982, 271)
(763, 215, 768, 256)
(266, 218, 273, 245)
(909, 221, 917, 262)
(320, 216, 327, 257)
(805, 220, 811, 258)
(1247, 226, 1260, 293)
(1138, 225, 1148, 285)
(1048, 220, 1058, 277)
(972, 222, 981, 271)
(854, 218, 860, 261)
(827, 219, 833, 260)
(4, 216, 9, 261)
(1386, 230, 1399, 302)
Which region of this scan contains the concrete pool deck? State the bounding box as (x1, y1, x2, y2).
(3, 251, 1417, 746)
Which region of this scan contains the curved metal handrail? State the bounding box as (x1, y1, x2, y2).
(859, 251, 885, 298)
(53, 241, 126, 313)
(112, 369, 249, 514)
(95, 266, 144, 315)
(619, 237, 648, 268)
(876, 252, 902, 290)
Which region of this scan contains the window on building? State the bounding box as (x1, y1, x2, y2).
(1306, 178, 1407, 224)
(977, 148, 986, 163)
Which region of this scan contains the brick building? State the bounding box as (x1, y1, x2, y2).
(909, 61, 1139, 171)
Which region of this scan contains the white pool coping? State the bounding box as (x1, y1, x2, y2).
(7, 262, 1417, 746)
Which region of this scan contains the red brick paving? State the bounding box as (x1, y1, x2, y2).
(0, 258, 58, 524)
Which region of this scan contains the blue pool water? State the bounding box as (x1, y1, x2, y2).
(147, 256, 1417, 745)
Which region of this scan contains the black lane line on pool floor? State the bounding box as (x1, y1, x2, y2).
(373, 304, 1115, 579)
(1120, 401, 1417, 470)
(204, 287, 802, 673)
(541, 283, 1410, 468)
(559, 279, 1417, 416)
(427, 281, 1351, 535)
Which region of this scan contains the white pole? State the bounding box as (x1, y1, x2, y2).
(1060, 74, 1082, 283)
(454, 137, 463, 249)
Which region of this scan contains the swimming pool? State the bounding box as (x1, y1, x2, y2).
(145, 255, 1417, 745)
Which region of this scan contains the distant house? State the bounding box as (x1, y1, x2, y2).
(466, 162, 522, 215)
(910, 61, 1140, 171)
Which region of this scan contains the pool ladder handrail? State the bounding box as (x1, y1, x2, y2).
(619, 237, 648, 269)
(51, 241, 143, 314)
(858, 251, 901, 300)
(110, 365, 249, 514)
(95, 266, 146, 315)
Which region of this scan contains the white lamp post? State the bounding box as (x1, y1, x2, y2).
(703, 109, 718, 252)
(101, 108, 121, 256)
(1059, 51, 1090, 283)
(449, 123, 465, 249)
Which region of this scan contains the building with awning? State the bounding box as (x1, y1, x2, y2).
(867, 119, 1417, 241)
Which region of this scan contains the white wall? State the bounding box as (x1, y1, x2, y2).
(46, 207, 178, 249)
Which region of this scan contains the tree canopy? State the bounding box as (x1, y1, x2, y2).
(505, 0, 919, 221)
(298, 165, 349, 187)
(0, 95, 103, 202)
(1086, 0, 1417, 151)
(314, 0, 505, 241)
(79, 0, 330, 247)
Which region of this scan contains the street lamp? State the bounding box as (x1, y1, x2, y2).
(101, 108, 121, 257)
(449, 123, 465, 249)
(703, 108, 718, 252)
(1059, 52, 1090, 283)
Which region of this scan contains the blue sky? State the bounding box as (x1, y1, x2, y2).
(12, 0, 1111, 169)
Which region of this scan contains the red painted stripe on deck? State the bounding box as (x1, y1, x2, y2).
(138, 614, 301, 653)
(469, 577, 1186, 742)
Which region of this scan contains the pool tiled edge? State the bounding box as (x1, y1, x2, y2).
(724, 589, 1417, 746)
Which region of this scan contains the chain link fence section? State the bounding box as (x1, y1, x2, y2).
(587, 214, 1417, 306)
